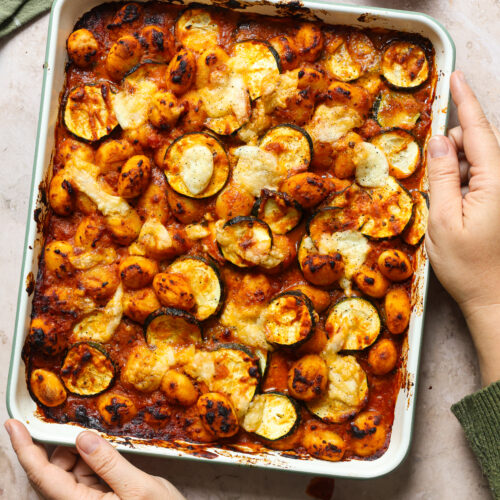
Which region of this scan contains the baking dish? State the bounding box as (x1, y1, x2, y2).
(7, 0, 454, 479)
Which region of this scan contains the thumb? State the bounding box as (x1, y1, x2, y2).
(427, 135, 463, 232)
(76, 432, 167, 499)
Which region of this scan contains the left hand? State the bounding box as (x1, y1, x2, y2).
(5, 419, 185, 500)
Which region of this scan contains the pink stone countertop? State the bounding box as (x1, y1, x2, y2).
(0, 1, 498, 498)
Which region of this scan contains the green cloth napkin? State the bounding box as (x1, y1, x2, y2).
(0, 0, 52, 39)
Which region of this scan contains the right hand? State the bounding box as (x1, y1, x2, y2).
(5, 419, 185, 500)
(426, 70, 500, 386)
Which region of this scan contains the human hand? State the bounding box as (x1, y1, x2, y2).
(426, 70, 500, 386)
(5, 419, 185, 500)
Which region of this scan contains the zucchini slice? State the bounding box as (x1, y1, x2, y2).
(144, 307, 202, 346)
(325, 297, 381, 351)
(242, 392, 300, 441)
(353, 142, 389, 188)
(164, 132, 229, 198)
(373, 91, 422, 130)
(175, 7, 221, 54)
(168, 256, 223, 321)
(64, 84, 118, 142)
(252, 189, 302, 235)
(307, 206, 363, 243)
(210, 344, 261, 417)
(216, 216, 273, 268)
(60, 342, 115, 397)
(403, 190, 429, 245)
(318, 178, 414, 240)
(307, 353, 368, 423)
(264, 291, 316, 347)
(360, 177, 414, 239)
(229, 40, 281, 100)
(381, 41, 429, 90)
(371, 129, 421, 179)
(259, 124, 313, 177)
(326, 39, 362, 82)
(112, 63, 166, 130)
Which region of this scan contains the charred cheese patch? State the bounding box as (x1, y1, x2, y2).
(307, 352, 368, 423)
(72, 285, 123, 343)
(354, 142, 389, 187)
(306, 104, 363, 144)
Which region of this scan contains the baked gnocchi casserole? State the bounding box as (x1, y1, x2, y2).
(24, 1, 435, 462)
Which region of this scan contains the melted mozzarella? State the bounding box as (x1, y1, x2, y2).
(137, 218, 173, 256)
(354, 142, 389, 187)
(66, 160, 131, 217)
(179, 145, 214, 195)
(317, 230, 369, 292)
(112, 79, 158, 130)
(220, 299, 270, 351)
(72, 285, 123, 343)
(70, 247, 117, 270)
(306, 104, 363, 143)
(232, 145, 285, 196)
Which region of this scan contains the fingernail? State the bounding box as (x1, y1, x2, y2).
(4, 421, 13, 437)
(428, 136, 449, 158)
(455, 70, 466, 82)
(78, 432, 101, 455)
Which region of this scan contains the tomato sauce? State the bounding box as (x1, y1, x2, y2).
(25, 1, 436, 462)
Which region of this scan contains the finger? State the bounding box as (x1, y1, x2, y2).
(448, 126, 463, 152)
(77, 432, 154, 497)
(492, 124, 500, 144)
(450, 71, 500, 171)
(458, 154, 470, 185)
(77, 432, 184, 500)
(72, 457, 107, 488)
(427, 135, 463, 231)
(50, 446, 78, 471)
(5, 420, 85, 500)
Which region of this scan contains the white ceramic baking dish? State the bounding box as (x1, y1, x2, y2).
(7, 0, 455, 479)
